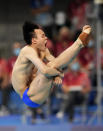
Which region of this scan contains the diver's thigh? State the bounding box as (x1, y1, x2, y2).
(27, 73, 52, 96)
(27, 73, 53, 104)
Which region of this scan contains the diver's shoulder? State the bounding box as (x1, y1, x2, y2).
(21, 45, 33, 52)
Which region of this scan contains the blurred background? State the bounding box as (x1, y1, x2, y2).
(0, 0, 103, 131)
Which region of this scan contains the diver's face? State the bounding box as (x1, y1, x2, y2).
(33, 29, 48, 51)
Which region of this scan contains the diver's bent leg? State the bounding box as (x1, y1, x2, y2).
(48, 39, 83, 70)
(27, 73, 53, 104)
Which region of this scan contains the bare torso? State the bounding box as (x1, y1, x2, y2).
(12, 46, 36, 96)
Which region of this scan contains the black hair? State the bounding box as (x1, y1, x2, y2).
(23, 21, 41, 45)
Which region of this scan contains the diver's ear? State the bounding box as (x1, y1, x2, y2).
(32, 38, 37, 44)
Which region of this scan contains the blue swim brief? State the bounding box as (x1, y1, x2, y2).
(22, 88, 40, 108)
